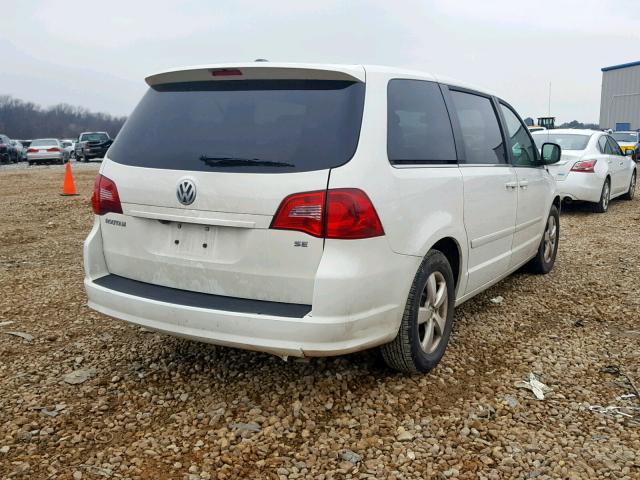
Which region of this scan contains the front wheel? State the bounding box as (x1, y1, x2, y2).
(381, 250, 456, 374)
(526, 205, 559, 274)
(621, 171, 636, 201)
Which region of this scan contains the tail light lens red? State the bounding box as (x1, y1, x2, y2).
(27, 148, 38, 153)
(571, 159, 597, 172)
(270, 188, 384, 239)
(211, 68, 242, 77)
(92, 174, 123, 215)
(47, 147, 60, 152)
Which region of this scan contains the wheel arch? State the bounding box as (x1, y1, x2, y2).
(430, 236, 463, 291)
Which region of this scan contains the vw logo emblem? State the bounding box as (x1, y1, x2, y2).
(176, 179, 196, 206)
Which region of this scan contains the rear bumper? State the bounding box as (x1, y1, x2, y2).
(85, 275, 400, 357)
(556, 172, 604, 203)
(28, 153, 63, 161)
(83, 219, 419, 358)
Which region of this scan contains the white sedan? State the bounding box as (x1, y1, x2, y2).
(532, 129, 636, 213)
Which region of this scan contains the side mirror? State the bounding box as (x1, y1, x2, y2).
(541, 142, 561, 164)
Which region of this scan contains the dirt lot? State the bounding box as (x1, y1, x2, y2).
(0, 163, 639, 479)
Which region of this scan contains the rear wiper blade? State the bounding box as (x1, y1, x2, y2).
(199, 156, 294, 167)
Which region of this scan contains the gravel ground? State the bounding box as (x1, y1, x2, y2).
(0, 163, 639, 479)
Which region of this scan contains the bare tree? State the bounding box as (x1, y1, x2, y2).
(0, 95, 127, 139)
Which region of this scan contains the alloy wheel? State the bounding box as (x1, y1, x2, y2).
(417, 271, 448, 354)
(602, 182, 610, 210)
(543, 215, 557, 263)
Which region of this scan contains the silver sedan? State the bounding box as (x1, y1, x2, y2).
(27, 139, 65, 165)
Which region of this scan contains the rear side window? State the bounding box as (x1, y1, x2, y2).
(387, 79, 456, 164)
(108, 80, 365, 173)
(450, 90, 506, 165)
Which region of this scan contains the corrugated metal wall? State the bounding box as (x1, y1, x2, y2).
(599, 64, 640, 130)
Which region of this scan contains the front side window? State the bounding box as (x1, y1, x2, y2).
(387, 79, 456, 164)
(499, 104, 538, 167)
(450, 90, 506, 164)
(606, 137, 622, 155)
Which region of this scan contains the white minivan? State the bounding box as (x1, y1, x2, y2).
(84, 63, 562, 373)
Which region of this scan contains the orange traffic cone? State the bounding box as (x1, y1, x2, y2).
(61, 161, 79, 196)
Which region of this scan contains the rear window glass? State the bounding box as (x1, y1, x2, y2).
(387, 79, 456, 164)
(81, 133, 109, 142)
(108, 80, 365, 173)
(532, 134, 590, 150)
(612, 132, 637, 143)
(31, 139, 58, 146)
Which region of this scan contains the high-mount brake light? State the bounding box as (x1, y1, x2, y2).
(270, 189, 384, 239)
(92, 174, 123, 215)
(571, 159, 597, 173)
(210, 68, 243, 77)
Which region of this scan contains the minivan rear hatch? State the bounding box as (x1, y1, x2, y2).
(99, 64, 365, 305)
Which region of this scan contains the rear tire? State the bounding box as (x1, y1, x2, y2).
(593, 178, 610, 213)
(621, 171, 636, 201)
(381, 250, 455, 374)
(526, 205, 559, 274)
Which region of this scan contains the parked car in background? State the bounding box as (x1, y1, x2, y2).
(11, 140, 27, 161)
(61, 140, 75, 162)
(0, 134, 19, 163)
(75, 132, 112, 162)
(532, 129, 636, 212)
(27, 138, 65, 165)
(18, 140, 33, 149)
(611, 131, 639, 161)
(84, 63, 563, 374)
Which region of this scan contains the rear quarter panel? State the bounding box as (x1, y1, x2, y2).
(327, 69, 468, 297)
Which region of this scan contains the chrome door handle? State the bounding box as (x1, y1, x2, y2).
(620, 162, 624, 166)
(519, 181, 529, 189)
(505, 181, 518, 190)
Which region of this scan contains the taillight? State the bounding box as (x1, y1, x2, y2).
(325, 189, 384, 239)
(92, 174, 123, 215)
(270, 191, 325, 237)
(47, 147, 60, 152)
(211, 68, 242, 77)
(571, 159, 597, 172)
(27, 148, 38, 153)
(270, 188, 384, 239)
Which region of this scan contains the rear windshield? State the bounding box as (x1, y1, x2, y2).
(31, 139, 58, 147)
(81, 133, 109, 142)
(108, 80, 365, 173)
(612, 132, 638, 143)
(532, 133, 590, 150)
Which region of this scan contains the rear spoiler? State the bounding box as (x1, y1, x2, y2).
(146, 63, 365, 86)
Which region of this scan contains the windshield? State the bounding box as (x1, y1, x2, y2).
(532, 133, 590, 150)
(108, 79, 365, 173)
(31, 139, 58, 147)
(81, 133, 109, 142)
(612, 132, 638, 143)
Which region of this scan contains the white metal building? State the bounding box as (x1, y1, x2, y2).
(599, 61, 640, 131)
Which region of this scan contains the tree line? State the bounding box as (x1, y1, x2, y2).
(0, 95, 127, 140)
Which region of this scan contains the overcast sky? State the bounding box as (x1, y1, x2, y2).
(1, 0, 639, 123)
